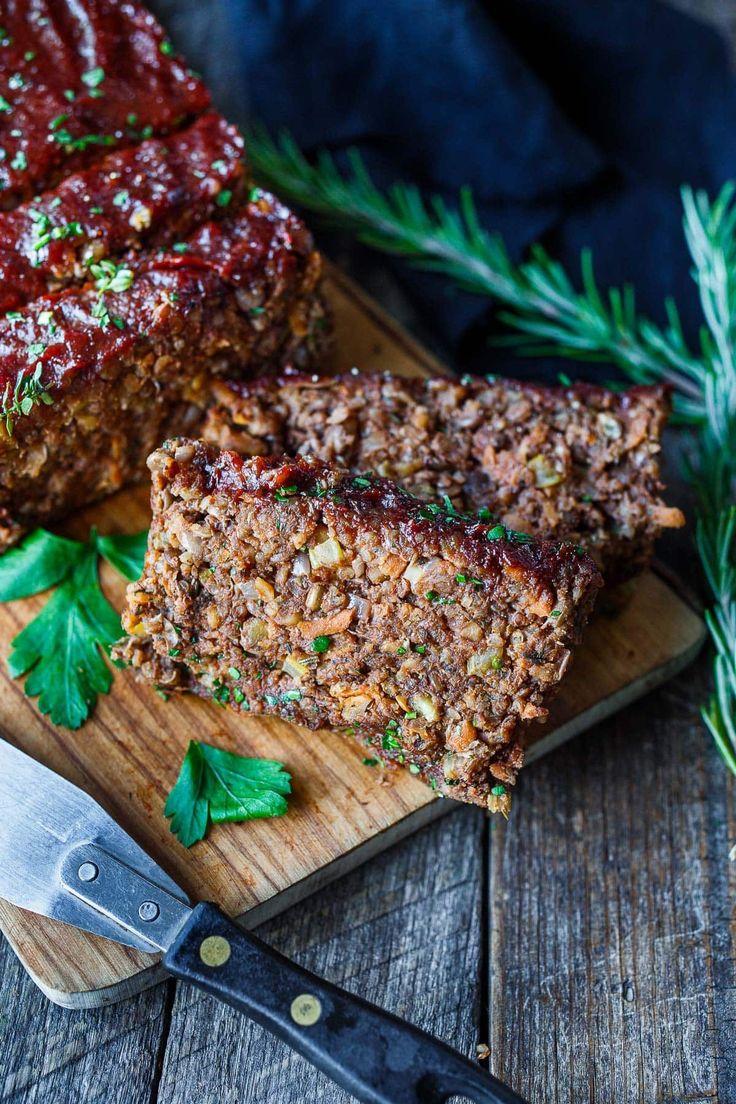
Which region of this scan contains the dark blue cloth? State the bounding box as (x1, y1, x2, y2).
(153, 0, 736, 376)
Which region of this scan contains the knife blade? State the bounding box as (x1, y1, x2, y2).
(0, 738, 527, 1104)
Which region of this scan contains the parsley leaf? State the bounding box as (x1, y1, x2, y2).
(95, 529, 148, 580)
(0, 527, 149, 727)
(165, 741, 291, 847)
(0, 529, 85, 599)
(8, 546, 119, 728)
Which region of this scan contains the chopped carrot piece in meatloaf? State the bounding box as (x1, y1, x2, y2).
(114, 440, 603, 811)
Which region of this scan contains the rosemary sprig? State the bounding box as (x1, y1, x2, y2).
(248, 129, 706, 422)
(248, 129, 736, 778)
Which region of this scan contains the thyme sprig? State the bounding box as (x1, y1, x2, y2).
(0, 362, 53, 435)
(248, 129, 736, 779)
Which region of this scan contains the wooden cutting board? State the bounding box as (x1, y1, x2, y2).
(0, 267, 706, 1008)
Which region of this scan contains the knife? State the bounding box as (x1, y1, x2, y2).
(0, 738, 527, 1104)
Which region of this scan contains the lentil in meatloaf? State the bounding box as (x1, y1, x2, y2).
(203, 371, 685, 583)
(0, 0, 210, 208)
(0, 193, 328, 550)
(113, 440, 603, 811)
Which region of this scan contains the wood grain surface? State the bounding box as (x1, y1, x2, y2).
(0, 267, 705, 1012)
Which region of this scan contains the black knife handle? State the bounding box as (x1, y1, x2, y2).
(164, 903, 526, 1104)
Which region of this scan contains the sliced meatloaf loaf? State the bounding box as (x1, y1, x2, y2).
(113, 440, 602, 810)
(203, 371, 685, 583)
(0, 195, 328, 549)
(0, 113, 245, 313)
(0, 0, 210, 207)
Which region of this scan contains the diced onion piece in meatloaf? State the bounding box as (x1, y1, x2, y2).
(202, 371, 685, 584)
(113, 441, 603, 811)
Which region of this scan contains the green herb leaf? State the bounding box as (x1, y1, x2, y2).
(7, 547, 120, 728)
(95, 529, 148, 580)
(0, 528, 85, 600)
(164, 741, 291, 847)
(81, 66, 105, 89)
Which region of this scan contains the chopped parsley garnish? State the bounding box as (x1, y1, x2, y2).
(353, 476, 372, 488)
(274, 484, 297, 500)
(10, 150, 27, 172)
(0, 527, 148, 728)
(228, 666, 241, 679)
(172, 242, 189, 253)
(281, 688, 302, 702)
(63, 89, 76, 102)
(159, 40, 175, 56)
(215, 189, 233, 208)
(0, 96, 11, 114)
(164, 740, 290, 848)
(112, 190, 128, 207)
(211, 159, 226, 172)
(487, 525, 506, 541)
(477, 507, 492, 522)
(81, 66, 105, 89)
(414, 644, 426, 654)
(491, 784, 507, 796)
(312, 635, 331, 653)
(408, 763, 422, 774)
(426, 590, 454, 605)
(550, 609, 562, 617)
(362, 757, 382, 767)
(396, 645, 407, 656)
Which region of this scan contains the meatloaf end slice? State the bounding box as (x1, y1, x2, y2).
(203, 371, 685, 583)
(0, 0, 210, 208)
(0, 194, 329, 549)
(0, 113, 246, 313)
(113, 441, 602, 811)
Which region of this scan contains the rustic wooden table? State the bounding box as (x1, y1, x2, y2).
(1, 1, 735, 1101)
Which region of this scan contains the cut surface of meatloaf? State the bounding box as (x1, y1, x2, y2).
(0, 0, 210, 208)
(0, 194, 328, 549)
(0, 113, 245, 313)
(203, 371, 685, 584)
(113, 440, 603, 810)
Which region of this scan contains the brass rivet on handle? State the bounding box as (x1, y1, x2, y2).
(290, 993, 322, 1026)
(199, 935, 231, 967)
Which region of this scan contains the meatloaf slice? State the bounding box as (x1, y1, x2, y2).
(0, 113, 245, 314)
(113, 441, 602, 811)
(203, 371, 685, 583)
(0, 194, 328, 549)
(0, 0, 210, 208)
